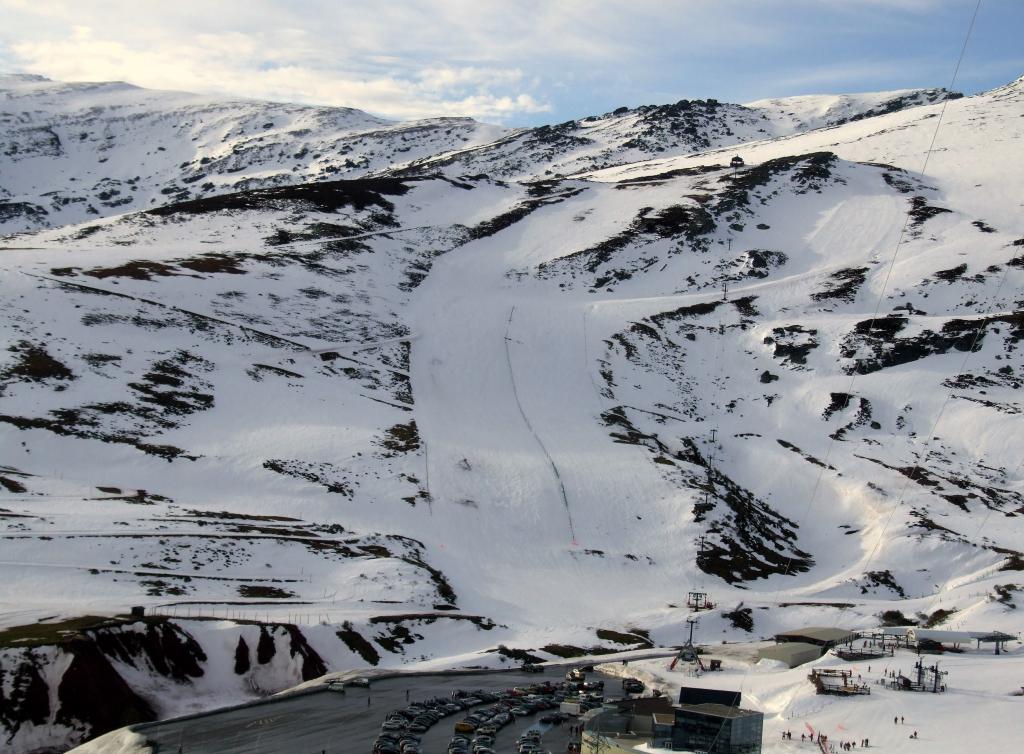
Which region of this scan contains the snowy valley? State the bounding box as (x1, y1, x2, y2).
(0, 73, 1022, 753)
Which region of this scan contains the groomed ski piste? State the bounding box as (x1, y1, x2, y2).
(0, 73, 1021, 753)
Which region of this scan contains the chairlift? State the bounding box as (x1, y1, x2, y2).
(687, 591, 714, 611)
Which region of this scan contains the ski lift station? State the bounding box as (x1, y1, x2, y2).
(906, 628, 1017, 654)
(863, 626, 1018, 653)
(756, 627, 858, 669)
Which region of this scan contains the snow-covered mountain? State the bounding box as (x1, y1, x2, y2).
(0, 74, 508, 233)
(1, 74, 958, 233)
(1, 75, 1021, 754)
(396, 86, 960, 179)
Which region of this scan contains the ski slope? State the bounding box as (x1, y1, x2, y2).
(1, 75, 1022, 754)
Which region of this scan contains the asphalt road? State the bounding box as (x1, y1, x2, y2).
(138, 667, 615, 754)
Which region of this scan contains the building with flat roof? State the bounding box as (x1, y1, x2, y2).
(774, 627, 857, 647)
(672, 703, 763, 754)
(583, 694, 763, 754)
(678, 686, 742, 707)
(757, 642, 823, 668)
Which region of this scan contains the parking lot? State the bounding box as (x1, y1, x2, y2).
(138, 666, 615, 754)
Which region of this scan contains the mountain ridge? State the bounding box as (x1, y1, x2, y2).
(0, 73, 1021, 754)
(2, 74, 964, 235)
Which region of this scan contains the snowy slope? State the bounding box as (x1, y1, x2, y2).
(0, 74, 507, 233)
(595, 645, 1024, 754)
(1, 75, 956, 234)
(1, 76, 1021, 753)
(396, 87, 959, 180)
(745, 87, 960, 131)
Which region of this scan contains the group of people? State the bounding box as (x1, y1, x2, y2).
(836, 739, 869, 750)
(796, 733, 869, 750)
(781, 665, 929, 749)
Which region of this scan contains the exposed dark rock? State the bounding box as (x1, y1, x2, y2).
(91, 621, 205, 681)
(284, 625, 327, 680)
(595, 628, 653, 647)
(722, 604, 754, 632)
(147, 177, 410, 217)
(1, 341, 75, 385)
(56, 639, 156, 739)
(857, 569, 907, 597)
(233, 637, 251, 675)
(831, 89, 960, 126)
(907, 195, 952, 228)
(842, 312, 1023, 375)
(933, 263, 967, 283)
(256, 626, 276, 664)
(378, 421, 421, 455)
(0, 656, 50, 740)
(262, 459, 352, 496)
(812, 267, 869, 303)
(764, 325, 819, 366)
(879, 609, 915, 627)
(777, 439, 836, 470)
(237, 584, 297, 599)
(336, 622, 381, 666)
(602, 407, 812, 583)
(495, 645, 544, 663)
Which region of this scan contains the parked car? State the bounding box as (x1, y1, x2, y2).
(622, 678, 644, 694)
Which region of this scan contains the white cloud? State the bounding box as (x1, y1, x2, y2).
(0, 0, 1018, 122)
(0, 0, 817, 120)
(0, 1, 564, 121)
(772, 60, 939, 92)
(5, 22, 551, 121)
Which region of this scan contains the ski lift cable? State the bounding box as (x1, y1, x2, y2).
(694, 218, 735, 597)
(918, 455, 1022, 616)
(843, 256, 1012, 624)
(770, 0, 984, 601)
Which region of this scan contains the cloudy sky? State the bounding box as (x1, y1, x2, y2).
(1, 0, 1021, 124)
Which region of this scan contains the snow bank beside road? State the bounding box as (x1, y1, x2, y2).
(68, 729, 153, 754)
